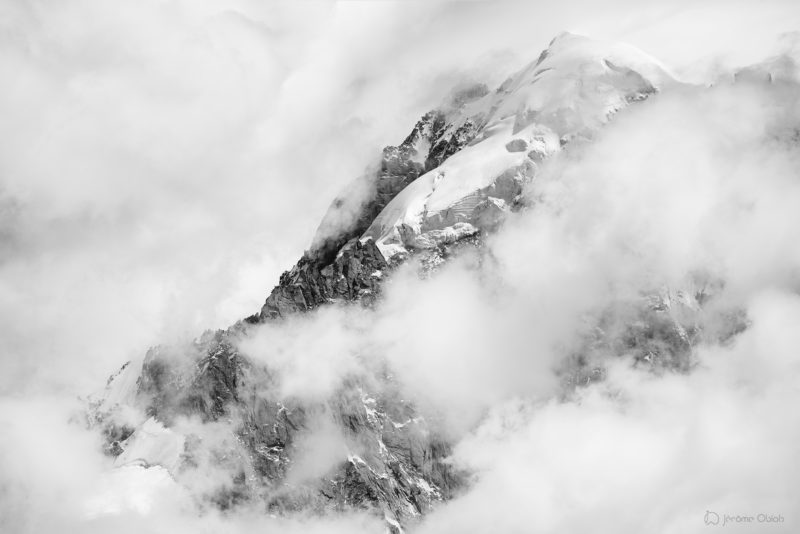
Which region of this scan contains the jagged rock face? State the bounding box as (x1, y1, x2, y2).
(258, 83, 495, 323)
(307, 83, 492, 266)
(424, 117, 482, 171)
(557, 278, 749, 394)
(90, 33, 692, 531)
(100, 329, 461, 529)
(259, 238, 388, 320)
(137, 331, 245, 423)
(362, 32, 674, 262)
(250, 383, 461, 526)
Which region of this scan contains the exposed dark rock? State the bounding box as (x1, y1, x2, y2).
(260, 86, 494, 326)
(260, 237, 388, 320)
(425, 118, 480, 171)
(558, 283, 748, 396)
(125, 321, 465, 527)
(505, 138, 529, 152)
(101, 423, 135, 457)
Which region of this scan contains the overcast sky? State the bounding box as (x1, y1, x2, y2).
(1, 2, 800, 532)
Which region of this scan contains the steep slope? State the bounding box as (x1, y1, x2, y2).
(258, 33, 674, 319)
(88, 33, 682, 530)
(363, 32, 673, 261)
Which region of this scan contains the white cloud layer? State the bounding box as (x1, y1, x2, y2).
(2, 1, 800, 532)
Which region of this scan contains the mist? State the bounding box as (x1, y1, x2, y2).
(2, 0, 800, 532)
(232, 72, 800, 532)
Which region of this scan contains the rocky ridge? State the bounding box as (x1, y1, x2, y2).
(87, 33, 718, 531)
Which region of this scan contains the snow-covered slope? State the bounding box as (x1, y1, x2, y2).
(363, 32, 675, 260)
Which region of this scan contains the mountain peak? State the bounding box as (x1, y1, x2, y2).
(305, 33, 676, 268)
(89, 32, 686, 532)
(547, 30, 588, 47)
(357, 34, 674, 261)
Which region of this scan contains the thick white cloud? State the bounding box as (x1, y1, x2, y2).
(238, 305, 371, 401)
(405, 75, 800, 533)
(414, 291, 800, 534)
(2, 1, 800, 532)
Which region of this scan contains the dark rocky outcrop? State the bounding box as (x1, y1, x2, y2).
(255, 92, 490, 323)
(259, 238, 388, 320)
(121, 329, 463, 527)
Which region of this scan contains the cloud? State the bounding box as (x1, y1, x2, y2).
(371, 259, 563, 435)
(0, 398, 380, 533)
(403, 69, 800, 533)
(414, 291, 800, 534)
(2, 1, 800, 533)
(1, 0, 797, 394)
(232, 69, 800, 439)
(237, 305, 371, 402)
(233, 65, 800, 530)
(284, 410, 351, 485)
